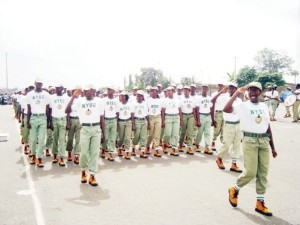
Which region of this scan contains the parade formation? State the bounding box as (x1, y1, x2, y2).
(7, 76, 300, 218)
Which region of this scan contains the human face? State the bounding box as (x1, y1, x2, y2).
(202, 86, 208, 96)
(191, 86, 196, 95)
(228, 85, 237, 97)
(167, 89, 174, 98)
(137, 94, 143, 103)
(217, 84, 224, 92)
(84, 89, 95, 100)
(107, 88, 115, 98)
(183, 88, 190, 98)
(55, 86, 64, 95)
(248, 87, 261, 103)
(151, 89, 158, 98)
(35, 82, 43, 91)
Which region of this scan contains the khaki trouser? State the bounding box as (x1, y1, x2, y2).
(160, 127, 164, 142)
(29, 115, 47, 158)
(285, 106, 290, 115)
(163, 114, 180, 147)
(23, 116, 30, 145)
(132, 119, 147, 147)
(179, 114, 194, 147)
(293, 100, 300, 121)
(236, 136, 270, 195)
(79, 125, 101, 174)
(66, 118, 81, 155)
(217, 122, 241, 160)
(264, 100, 270, 113)
(196, 114, 211, 146)
(104, 118, 117, 153)
(147, 115, 161, 147)
(46, 128, 53, 149)
(118, 120, 132, 151)
(52, 117, 67, 158)
(213, 111, 223, 142)
(270, 99, 279, 117)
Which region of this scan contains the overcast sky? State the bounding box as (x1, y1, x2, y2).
(0, 0, 299, 89)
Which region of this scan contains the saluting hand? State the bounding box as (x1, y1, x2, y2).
(73, 89, 81, 98)
(221, 86, 229, 93)
(237, 86, 247, 94)
(272, 149, 278, 158)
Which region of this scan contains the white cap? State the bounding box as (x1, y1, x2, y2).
(150, 86, 158, 91)
(157, 84, 162, 87)
(55, 84, 64, 88)
(120, 91, 128, 96)
(227, 82, 238, 88)
(190, 84, 196, 88)
(167, 86, 175, 91)
(248, 82, 262, 91)
(136, 90, 144, 96)
(35, 76, 43, 83)
(83, 84, 96, 90)
(177, 84, 183, 89)
(183, 85, 191, 90)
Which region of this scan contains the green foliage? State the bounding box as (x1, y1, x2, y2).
(236, 66, 258, 87)
(256, 72, 285, 89)
(126, 74, 134, 90)
(254, 48, 293, 74)
(226, 72, 236, 82)
(134, 67, 171, 89)
(180, 76, 200, 86)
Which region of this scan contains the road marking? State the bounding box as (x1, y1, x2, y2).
(16, 121, 45, 225)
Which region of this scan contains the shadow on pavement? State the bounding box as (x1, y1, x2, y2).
(237, 208, 293, 225)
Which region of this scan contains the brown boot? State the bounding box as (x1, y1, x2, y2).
(216, 157, 225, 169)
(230, 163, 242, 173)
(52, 154, 58, 163)
(178, 144, 184, 152)
(194, 145, 201, 153)
(211, 141, 216, 150)
(30, 155, 36, 165)
(228, 186, 239, 207)
(89, 175, 98, 186)
(131, 148, 136, 156)
(100, 149, 106, 158)
(163, 144, 168, 154)
(140, 151, 148, 158)
(24, 145, 30, 155)
(37, 158, 44, 168)
(124, 152, 131, 160)
(153, 149, 162, 157)
(204, 146, 213, 155)
(59, 158, 65, 167)
(81, 170, 87, 183)
(186, 147, 194, 155)
(67, 151, 72, 161)
(74, 155, 79, 164)
(170, 148, 179, 156)
(107, 153, 115, 162)
(45, 149, 51, 157)
(117, 149, 123, 157)
(255, 200, 273, 216)
(145, 147, 151, 155)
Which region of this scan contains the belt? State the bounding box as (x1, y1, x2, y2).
(216, 110, 223, 113)
(32, 113, 45, 116)
(243, 132, 269, 138)
(182, 113, 193, 116)
(70, 116, 79, 119)
(118, 118, 131, 122)
(225, 121, 240, 125)
(82, 122, 100, 127)
(149, 114, 161, 117)
(134, 117, 146, 120)
(165, 113, 179, 116)
(52, 117, 66, 120)
(200, 113, 210, 116)
(24, 113, 27, 116)
(105, 117, 116, 120)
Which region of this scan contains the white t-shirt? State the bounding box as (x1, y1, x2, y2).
(264, 91, 271, 101)
(180, 96, 195, 114)
(128, 95, 137, 104)
(50, 94, 70, 118)
(175, 94, 183, 101)
(133, 101, 148, 118)
(70, 97, 80, 117)
(196, 95, 212, 114)
(162, 97, 181, 114)
(20, 95, 28, 114)
(27, 90, 51, 114)
(75, 98, 104, 124)
(118, 101, 133, 120)
(270, 90, 278, 99)
(103, 97, 119, 118)
(221, 96, 241, 122)
(16, 94, 22, 103)
(211, 92, 230, 111)
(147, 98, 162, 116)
(233, 101, 270, 133)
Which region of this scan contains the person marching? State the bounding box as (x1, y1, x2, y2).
(49, 84, 70, 166)
(280, 87, 292, 118)
(269, 84, 280, 121)
(211, 83, 229, 150)
(146, 86, 163, 157)
(225, 82, 278, 216)
(263, 86, 271, 112)
(65, 85, 105, 186)
(27, 77, 51, 167)
(178, 86, 197, 155)
(292, 83, 300, 122)
(100, 87, 119, 161)
(194, 84, 214, 154)
(45, 87, 56, 157)
(132, 90, 149, 158)
(20, 86, 34, 154)
(117, 91, 135, 160)
(162, 86, 182, 156)
(215, 83, 243, 172)
(66, 86, 82, 164)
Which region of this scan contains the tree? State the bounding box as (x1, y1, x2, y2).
(135, 67, 170, 89)
(226, 72, 236, 82)
(180, 76, 200, 86)
(254, 48, 293, 74)
(255, 72, 285, 89)
(290, 70, 299, 84)
(236, 66, 258, 87)
(126, 74, 134, 90)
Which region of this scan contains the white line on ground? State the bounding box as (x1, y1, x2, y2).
(16, 120, 45, 225)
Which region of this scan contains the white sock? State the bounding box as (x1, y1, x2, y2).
(257, 194, 264, 202)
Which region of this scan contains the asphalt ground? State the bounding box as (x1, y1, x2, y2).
(0, 104, 299, 225)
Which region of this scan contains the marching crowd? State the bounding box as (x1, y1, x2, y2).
(10, 76, 300, 217)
